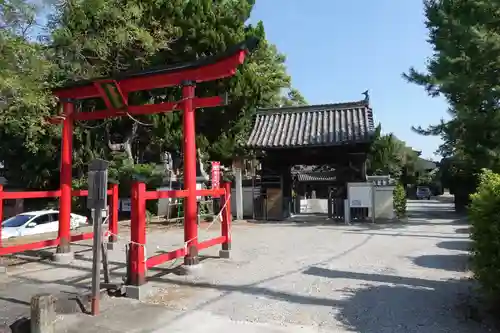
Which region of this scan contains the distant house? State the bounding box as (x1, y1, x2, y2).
(416, 158, 438, 173)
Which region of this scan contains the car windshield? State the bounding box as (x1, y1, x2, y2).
(418, 188, 430, 193)
(1, 214, 33, 228)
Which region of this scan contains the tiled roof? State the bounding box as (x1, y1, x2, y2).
(246, 101, 375, 149)
(293, 172, 337, 182)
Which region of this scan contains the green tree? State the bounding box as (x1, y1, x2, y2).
(48, 0, 300, 176)
(280, 88, 307, 107)
(0, 0, 304, 189)
(0, 0, 60, 188)
(404, 0, 500, 210)
(367, 124, 419, 183)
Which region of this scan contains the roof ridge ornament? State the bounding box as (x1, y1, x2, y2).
(362, 90, 370, 104)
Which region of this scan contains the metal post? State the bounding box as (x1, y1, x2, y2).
(251, 160, 255, 220)
(371, 183, 376, 224)
(327, 188, 333, 219)
(87, 159, 109, 316)
(344, 199, 351, 225)
(90, 208, 102, 315)
(182, 82, 199, 266)
(57, 102, 73, 254)
(234, 164, 243, 220)
(101, 242, 110, 284)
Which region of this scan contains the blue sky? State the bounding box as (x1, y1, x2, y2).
(250, 0, 449, 160)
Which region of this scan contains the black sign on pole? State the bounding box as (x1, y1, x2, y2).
(87, 159, 109, 210)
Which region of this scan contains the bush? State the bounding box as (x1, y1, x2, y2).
(393, 183, 407, 219)
(469, 169, 500, 305)
(70, 156, 164, 216)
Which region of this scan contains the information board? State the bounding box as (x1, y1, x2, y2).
(348, 184, 373, 208)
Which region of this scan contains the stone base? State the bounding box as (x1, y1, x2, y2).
(51, 252, 74, 264)
(219, 250, 230, 259)
(125, 283, 154, 301)
(177, 264, 203, 277)
(184, 255, 199, 266)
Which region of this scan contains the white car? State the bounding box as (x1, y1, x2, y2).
(1, 210, 88, 239)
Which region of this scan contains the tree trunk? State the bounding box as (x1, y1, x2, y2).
(107, 122, 138, 164)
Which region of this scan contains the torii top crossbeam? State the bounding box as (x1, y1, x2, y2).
(51, 37, 259, 122)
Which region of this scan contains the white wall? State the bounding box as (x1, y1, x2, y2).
(231, 186, 259, 218)
(299, 199, 329, 214)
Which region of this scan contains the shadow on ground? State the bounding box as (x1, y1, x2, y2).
(342, 229, 469, 240)
(0, 249, 217, 333)
(145, 264, 492, 333)
(303, 267, 492, 333)
(3, 246, 492, 332)
(246, 214, 359, 227)
(412, 254, 469, 272)
(406, 206, 466, 223)
(335, 284, 485, 333)
(456, 227, 471, 234)
(437, 240, 471, 252)
(246, 217, 467, 231)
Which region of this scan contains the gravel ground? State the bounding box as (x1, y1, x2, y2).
(0, 196, 494, 332)
(139, 198, 487, 332)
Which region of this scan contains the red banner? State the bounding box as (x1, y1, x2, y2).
(211, 161, 221, 189)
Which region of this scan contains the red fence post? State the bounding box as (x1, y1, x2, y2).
(128, 181, 147, 287)
(109, 183, 119, 244)
(0, 184, 3, 247)
(219, 182, 232, 258)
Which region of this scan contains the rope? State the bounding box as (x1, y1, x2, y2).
(101, 187, 232, 273)
(54, 97, 190, 127)
(124, 97, 189, 127)
(124, 112, 154, 127)
(79, 120, 110, 129)
(183, 190, 231, 250)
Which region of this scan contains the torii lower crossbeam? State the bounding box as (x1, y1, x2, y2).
(48, 96, 223, 123)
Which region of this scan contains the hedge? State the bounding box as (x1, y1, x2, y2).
(469, 169, 500, 305)
(393, 183, 407, 219)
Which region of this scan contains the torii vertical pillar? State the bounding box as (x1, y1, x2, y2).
(56, 100, 73, 257)
(182, 81, 199, 265)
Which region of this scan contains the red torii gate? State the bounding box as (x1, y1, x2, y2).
(50, 38, 259, 262)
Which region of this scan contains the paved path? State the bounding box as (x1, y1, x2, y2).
(0, 196, 494, 332)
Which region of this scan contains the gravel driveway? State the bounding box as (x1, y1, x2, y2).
(0, 196, 493, 332)
(138, 197, 487, 332)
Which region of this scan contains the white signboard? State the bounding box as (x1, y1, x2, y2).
(348, 184, 373, 208)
